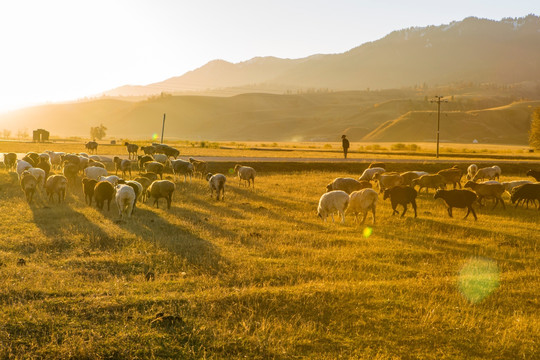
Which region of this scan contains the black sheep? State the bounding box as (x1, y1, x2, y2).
(434, 189, 478, 220)
(94, 181, 115, 210)
(511, 183, 540, 210)
(383, 185, 418, 218)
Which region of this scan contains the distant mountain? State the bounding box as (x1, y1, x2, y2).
(103, 15, 540, 96)
(1, 87, 537, 144)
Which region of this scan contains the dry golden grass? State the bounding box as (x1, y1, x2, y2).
(0, 166, 538, 359)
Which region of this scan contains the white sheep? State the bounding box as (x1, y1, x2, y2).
(466, 164, 478, 180)
(234, 165, 256, 188)
(473, 166, 501, 182)
(359, 167, 385, 181)
(502, 180, 533, 195)
(115, 184, 136, 219)
(317, 190, 349, 223)
(27, 167, 46, 189)
(45, 151, 65, 169)
(98, 175, 121, 186)
(206, 173, 226, 200)
(16, 160, 33, 178)
(83, 166, 108, 181)
(347, 188, 378, 224)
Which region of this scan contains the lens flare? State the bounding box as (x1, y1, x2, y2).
(458, 258, 500, 303)
(152, 133, 158, 140)
(363, 227, 373, 238)
(228, 168, 235, 174)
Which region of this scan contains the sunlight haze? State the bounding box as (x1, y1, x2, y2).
(0, 0, 538, 113)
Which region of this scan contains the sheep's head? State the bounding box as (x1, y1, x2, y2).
(326, 183, 333, 192)
(382, 189, 391, 200)
(433, 190, 442, 200)
(205, 173, 213, 182)
(234, 165, 241, 172)
(464, 181, 475, 189)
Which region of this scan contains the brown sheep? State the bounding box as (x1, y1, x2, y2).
(437, 168, 463, 189)
(189, 157, 208, 179)
(45, 175, 68, 203)
(124, 142, 139, 160)
(147, 180, 175, 209)
(82, 178, 98, 205)
(113, 156, 132, 178)
(20, 171, 37, 203)
(412, 174, 446, 193)
(464, 181, 506, 210)
(144, 162, 164, 179)
(326, 177, 371, 194)
(94, 181, 115, 210)
(434, 189, 478, 220)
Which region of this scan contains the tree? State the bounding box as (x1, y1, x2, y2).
(2, 129, 11, 139)
(90, 124, 107, 140)
(529, 107, 540, 149)
(17, 128, 28, 139)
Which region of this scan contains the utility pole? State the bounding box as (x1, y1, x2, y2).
(430, 96, 448, 158)
(161, 113, 166, 144)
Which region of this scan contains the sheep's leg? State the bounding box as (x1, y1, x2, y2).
(401, 204, 408, 218)
(371, 205, 376, 224)
(360, 211, 368, 224)
(167, 195, 172, 209)
(411, 199, 417, 218)
(340, 210, 345, 224)
(447, 207, 453, 218)
(470, 206, 478, 221)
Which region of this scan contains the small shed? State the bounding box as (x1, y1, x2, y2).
(33, 129, 50, 142)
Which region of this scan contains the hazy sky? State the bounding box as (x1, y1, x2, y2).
(0, 0, 539, 112)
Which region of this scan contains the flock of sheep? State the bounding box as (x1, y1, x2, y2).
(318, 163, 540, 224)
(5, 142, 257, 220)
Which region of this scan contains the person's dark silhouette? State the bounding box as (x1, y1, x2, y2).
(341, 135, 350, 159)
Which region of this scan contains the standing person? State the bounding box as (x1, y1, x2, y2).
(341, 135, 350, 159)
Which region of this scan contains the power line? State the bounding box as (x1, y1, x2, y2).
(430, 95, 448, 159)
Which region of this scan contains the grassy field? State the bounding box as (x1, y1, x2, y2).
(0, 140, 538, 161)
(0, 163, 538, 359)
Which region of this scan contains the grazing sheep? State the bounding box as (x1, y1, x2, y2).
(45, 175, 68, 203)
(411, 174, 446, 193)
(82, 178, 98, 205)
(137, 155, 153, 173)
(206, 173, 226, 201)
(36, 157, 51, 179)
(467, 164, 478, 180)
(140, 172, 158, 183)
(24, 152, 40, 166)
(234, 165, 256, 188)
(326, 177, 371, 194)
(125, 180, 143, 206)
(317, 190, 350, 223)
(134, 177, 151, 202)
(61, 154, 81, 167)
(98, 175, 120, 186)
(472, 166, 501, 182)
(437, 168, 463, 189)
(20, 171, 38, 203)
(63, 163, 79, 184)
(27, 168, 46, 190)
(83, 166, 108, 181)
(96, 156, 113, 164)
(163, 146, 180, 159)
(113, 156, 132, 178)
(464, 180, 506, 209)
(383, 185, 417, 218)
(45, 151, 65, 169)
(526, 169, 540, 182)
(144, 162, 164, 179)
(79, 152, 90, 158)
(347, 188, 378, 225)
(78, 156, 90, 171)
(153, 154, 169, 165)
(88, 159, 105, 168)
(3, 153, 17, 172)
(171, 159, 194, 183)
(400, 171, 422, 186)
(147, 180, 175, 209)
(141, 145, 156, 155)
(358, 167, 385, 181)
(115, 184, 136, 219)
(189, 158, 208, 179)
(510, 183, 540, 209)
(16, 159, 33, 178)
(373, 172, 403, 193)
(94, 181, 115, 210)
(85, 141, 98, 154)
(124, 142, 139, 160)
(502, 180, 533, 196)
(434, 189, 478, 220)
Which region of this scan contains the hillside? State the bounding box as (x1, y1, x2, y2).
(103, 15, 540, 97)
(0, 88, 537, 144)
(363, 101, 540, 144)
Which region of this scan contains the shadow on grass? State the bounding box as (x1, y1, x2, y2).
(117, 207, 228, 275)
